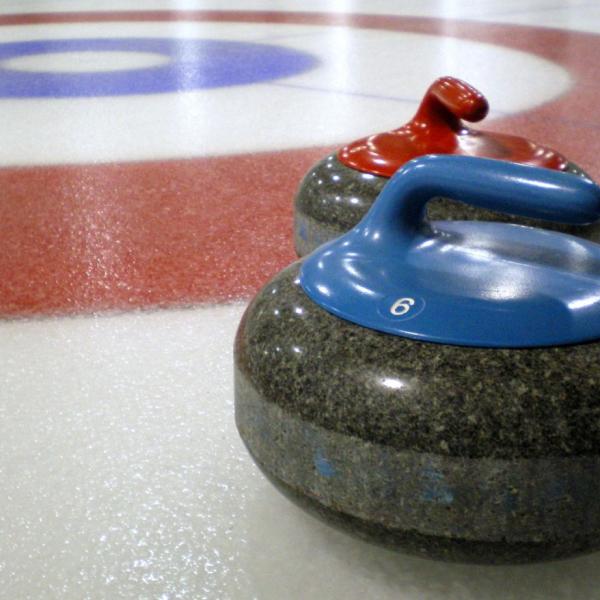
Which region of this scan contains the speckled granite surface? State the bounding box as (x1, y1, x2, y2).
(294, 154, 598, 255)
(234, 262, 600, 563)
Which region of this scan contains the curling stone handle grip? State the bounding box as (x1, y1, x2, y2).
(412, 76, 489, 129)
(364, 155, 600, 243)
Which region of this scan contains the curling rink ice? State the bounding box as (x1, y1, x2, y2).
(2, 1, 600, 598)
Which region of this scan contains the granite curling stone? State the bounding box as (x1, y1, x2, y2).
(294, 76, 595, 256)
(236, 155, 600, 564)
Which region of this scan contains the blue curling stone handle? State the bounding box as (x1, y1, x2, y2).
(300, 155, 600, 348)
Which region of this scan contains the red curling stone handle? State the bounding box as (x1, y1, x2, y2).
(338, 75, 569, 177)
(413, 76, 489, 134)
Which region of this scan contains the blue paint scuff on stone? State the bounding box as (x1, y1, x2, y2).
(421, 466, 454, 504)
(298, 220, 307, 241)
(314, 448, 337, 478)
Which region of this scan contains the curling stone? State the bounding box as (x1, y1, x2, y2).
(294, 76, 595, 256)
(236, 155, 600, 564)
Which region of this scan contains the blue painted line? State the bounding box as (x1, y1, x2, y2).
(0, 38, 319, 98)
(276, 79, 600, 133)
(271, 81, 422, 105)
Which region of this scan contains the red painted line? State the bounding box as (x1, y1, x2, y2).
(1, 10, 599, 317)
(0, 148, 327, 317)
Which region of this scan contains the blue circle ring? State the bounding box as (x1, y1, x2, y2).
(0, 37, 320, 98)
